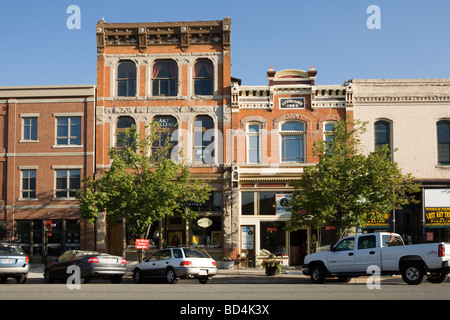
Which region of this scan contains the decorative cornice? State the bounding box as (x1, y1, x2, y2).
(354, 95, 450, 105)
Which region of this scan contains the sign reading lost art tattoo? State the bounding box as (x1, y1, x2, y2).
(425, 207, 450, 227)
(279, 97, 305, 109)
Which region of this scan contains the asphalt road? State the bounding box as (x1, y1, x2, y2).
(1, 276, 449, 300)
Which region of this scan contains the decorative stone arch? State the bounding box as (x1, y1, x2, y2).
(273, 113, 312, 130)
(240, 115, 267, 130)
(317, 114, 342, 130)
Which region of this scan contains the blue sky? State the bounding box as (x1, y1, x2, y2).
(0, 0, 449, 86)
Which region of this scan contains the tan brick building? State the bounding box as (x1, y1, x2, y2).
(0, 85, 96, 262)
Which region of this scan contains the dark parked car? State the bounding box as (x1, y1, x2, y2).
(44, 250, 127, 284)
(0, 243, 29, 284)
(133, 247, 217, 284)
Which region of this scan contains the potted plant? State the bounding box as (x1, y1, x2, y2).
(222, 256, 235, 269)
(261, 259, 281, 276)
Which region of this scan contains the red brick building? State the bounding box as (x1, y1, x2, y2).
(0, 85, 96, 262)
(94, 18, 232, 259)
(229, 67, 352, 266)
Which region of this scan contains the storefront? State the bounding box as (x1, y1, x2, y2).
(239, 189, 311, 267)
(423, 188, 450, 242)
(14, 219, 80, 263)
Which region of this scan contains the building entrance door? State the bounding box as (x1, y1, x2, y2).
(289, 229, 307, 266)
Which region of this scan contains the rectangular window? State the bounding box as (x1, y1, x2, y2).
(281, 135, 304, 162)
(56, 117, 82, 146)
(248, 124, 260, 163)
(55, 169, 80, 198)
(21, 170, 36, 199)
(23, 117, 38, 141)
(241, 192, 276, 215)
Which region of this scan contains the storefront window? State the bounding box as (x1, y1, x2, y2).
(260, 221, 286, 255)
(66, 220, 80, 250)
(190, 216, 222, 248)
(241, 192, 276, 215)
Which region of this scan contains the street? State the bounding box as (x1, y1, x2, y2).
(1, 275, 450, 300)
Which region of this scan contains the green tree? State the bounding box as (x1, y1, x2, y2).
(287, 119, 420, 244)
(77, 122, 211, 249)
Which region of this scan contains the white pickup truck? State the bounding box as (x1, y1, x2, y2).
(302, 232, 450, 285)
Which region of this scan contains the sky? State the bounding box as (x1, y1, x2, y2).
(0, 0, 449, 87)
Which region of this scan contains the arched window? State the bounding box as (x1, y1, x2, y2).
(247, 123, 261, 163)
(374, 120, 391, 151)
(116, 116, 135, 150)
(151, 116, 177, 159)
(437, 120, 450, 165)
(323, 121, 337, 147)
(193, 116, 214, 163)
(117, 61, 136, 97)
(194, 59, 213, 95)
(152, 61, 177, 96)
(280, 121, 305, 162)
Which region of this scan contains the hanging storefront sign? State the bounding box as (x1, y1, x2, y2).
(197, 217, 213, 228)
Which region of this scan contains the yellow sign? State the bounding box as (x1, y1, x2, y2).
(362, 212, 390, 229)
(425, 207, 450, 227)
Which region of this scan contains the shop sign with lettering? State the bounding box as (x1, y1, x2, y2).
(279, 97, 305, 109)
(425, 207, 450, 227)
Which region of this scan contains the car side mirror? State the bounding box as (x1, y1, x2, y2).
(330, 245, 335, 252)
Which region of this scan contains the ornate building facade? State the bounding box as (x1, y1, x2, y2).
(94, 18, 233, 260)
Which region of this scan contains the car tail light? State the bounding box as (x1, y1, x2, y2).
(180, 261, 192, 266)
(212, 261, 216, 267)
(438, 244, 445, 257)
(87, 257, 100, 263)
(121, 258, 127, 264)
(25, 255, 29, 263)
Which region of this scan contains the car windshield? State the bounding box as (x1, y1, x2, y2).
(183, 248, 210, 258)
(0, 245, 24, 255)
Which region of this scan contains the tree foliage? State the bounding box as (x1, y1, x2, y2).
(287, 119, 420, 241)
(77, 122, 211, 239)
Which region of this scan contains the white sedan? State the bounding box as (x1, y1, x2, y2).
(133, 247, 217, 284)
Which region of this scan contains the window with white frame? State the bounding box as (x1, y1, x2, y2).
(55, 169, 80, 199)
(152, 60, 177, 96)
(21, 169, 36, 199)
(280, 121, 305, 162)
(193, 115, 214, 163)
(323, 121, 337, 146)
(56, 117, 82, 146)
(117, 61, 136, 97)
(194, 59, 213, 95)
(23, 117, 38, 141)
(247, 123, 261, 163)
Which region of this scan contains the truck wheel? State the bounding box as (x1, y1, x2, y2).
(401, 262, 425, 285)
(427, 272, 448, 284)
(310, 264, 326, 284)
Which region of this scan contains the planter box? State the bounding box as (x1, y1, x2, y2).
(217, 260, 235, 269)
